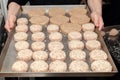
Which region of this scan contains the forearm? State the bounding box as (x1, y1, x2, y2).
(87, 0, 102, 15)
(8, 2, 20, 16)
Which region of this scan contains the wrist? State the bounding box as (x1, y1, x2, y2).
(91, 11, 102, 16)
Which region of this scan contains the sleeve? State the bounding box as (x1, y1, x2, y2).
(7, 0, 28, 9)
(7, 0, 28, 6)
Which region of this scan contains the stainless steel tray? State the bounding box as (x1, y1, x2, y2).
(0, 5, 118, 77)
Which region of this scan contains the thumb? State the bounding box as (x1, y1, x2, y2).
(5, 20, 11, 32)
(9, 20, 15, 28)
(9, 15, 16, 29)
(91, 13, 99, 27)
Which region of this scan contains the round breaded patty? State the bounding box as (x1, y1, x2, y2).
(49, 60, 67, 72)
(86, 40, 101, 51)
(30, 25, 42, 33)
(69, 60, 89, 72)
(68, 40, 84, 50)
(89, 49, 108, 62)
(33, 51, 48, 61)
(32, 32, 45, 42)
(47, 24, 59, 33)
(28, 8, 45, 17)
(31, 42, 45, 51)
(29, 16, 49, 25)
(69, 49, 86, 61)
(91, 60, 112, 72)
(48, 8, 66, 17)
(17, 49, 33, 62)
(15, 41, 29, 51)
(68, 31, 82, 40)
(68, 7, 87, 17)
(48, 41, 64, 51)
(109, 28, 119, 36)
(60, 23, 82, 34)
(82, 23, 95, 31)
(49, 32, 62, 41)
(50, 50, 66, 61)
(30, 60, 48, 72)
(50, 15, 69, 26)
(83, 31, 98, 41)
(15, 25, 28, 32)
(12, 60, 28, 72)
(14, 32, 28, 41)
(70, 15, 90, 25)
(17, 17, 28, 25)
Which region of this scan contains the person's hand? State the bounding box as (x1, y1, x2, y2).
(90, 12, 104, 31)
(4, 14, 16, 32)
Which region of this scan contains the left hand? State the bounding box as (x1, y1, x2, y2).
(4, 14, 16, 32)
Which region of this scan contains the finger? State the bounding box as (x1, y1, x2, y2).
(98, 23, 103, 31)
(9, 17, 15, 29)
(98, 17, 104, 31)
(9, 21, 15, 29)
(8, 15, 16, 29)
(91, 13, 99, 27)
(94, 15, 99, 27)
(4, 20, 11, 32)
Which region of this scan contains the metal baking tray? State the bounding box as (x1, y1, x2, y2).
(0, 5, 118, 77)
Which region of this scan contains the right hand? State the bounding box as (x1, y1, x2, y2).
(4, 14, 16, 32)
(90, 12, 104, 31)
